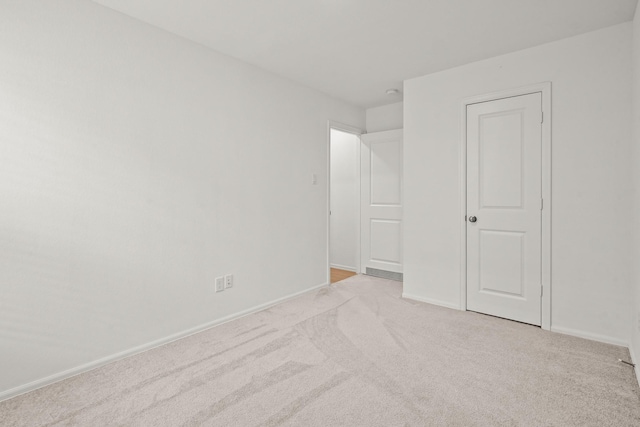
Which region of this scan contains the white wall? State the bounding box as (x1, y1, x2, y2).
(366, 102, 403, 133)
(631, 5, 640, 365)
(404, 23, 634, 345)
(330, 130, 359, 271)
(0, 0, 364, 397)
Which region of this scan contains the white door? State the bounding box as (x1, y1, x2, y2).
(361, 129, 403, 275)
(466, 93, 542, 326)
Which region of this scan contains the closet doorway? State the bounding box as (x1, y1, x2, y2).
(328, 123, 362, 284)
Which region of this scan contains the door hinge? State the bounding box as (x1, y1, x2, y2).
(540, 285, 543, 297)
(540, 198, 543, 210)
(541, 111, 544, 124)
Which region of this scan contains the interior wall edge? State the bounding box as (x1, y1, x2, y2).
(627, 342, 640, 387)
(630, 0, 640, 389)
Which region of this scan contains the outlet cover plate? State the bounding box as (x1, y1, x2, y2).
(225, 274, 233, 289)
(215, 277, 225, 292)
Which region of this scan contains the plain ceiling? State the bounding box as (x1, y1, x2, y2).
(91, 0, 638, 108)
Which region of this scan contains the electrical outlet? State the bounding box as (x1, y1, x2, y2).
(215, 277, 225, 293)
(225, 274, 234, 289)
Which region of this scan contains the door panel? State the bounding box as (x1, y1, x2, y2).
(467, 93, 542, 326)
(480, 111, 524, 208)
(361, 130, 403, 274)
(479, 230, 524, 297)
(370, 219, 402, 264)
(370, 140, 402, 205)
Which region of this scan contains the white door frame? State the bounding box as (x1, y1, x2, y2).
(459, 82, 552, 330)
(327, 121, 364, 284)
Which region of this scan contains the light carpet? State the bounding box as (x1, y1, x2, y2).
(1, 275, 639, 426)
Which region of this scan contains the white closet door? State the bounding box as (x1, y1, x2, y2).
(466, 93, 542, 325)
(361, 129, 403, 275)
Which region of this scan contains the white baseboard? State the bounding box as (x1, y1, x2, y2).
(401, 295, 631, 350)
(628, 341, 640, 387)
(402, 293, 461, 310)
(330, 263, 357, 272)
(550, 325, 629, 347)
(0, 281, 329, 403)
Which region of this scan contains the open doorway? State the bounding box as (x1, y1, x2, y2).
(328, 123, 362, 284)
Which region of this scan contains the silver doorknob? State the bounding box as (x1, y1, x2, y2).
(469, 216, 477, 223)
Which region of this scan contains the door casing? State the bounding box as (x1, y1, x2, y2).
(459, 82, 552, 330)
